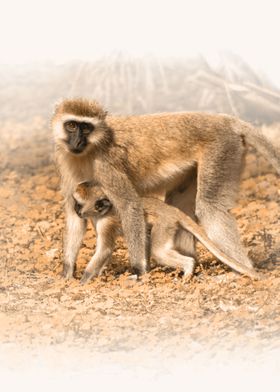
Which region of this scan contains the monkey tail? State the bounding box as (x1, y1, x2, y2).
(178, 216, 261, 280)
(233, 119, 280, 174)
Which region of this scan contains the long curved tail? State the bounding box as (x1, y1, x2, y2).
(233, 118, 280, 174)
(178, 214, 261, 280)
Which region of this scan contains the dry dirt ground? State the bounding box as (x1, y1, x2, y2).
(0, 120, 279, 359)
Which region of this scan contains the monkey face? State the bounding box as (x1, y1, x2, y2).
(73, 182, 112, 218)
(52, 99, 110, 156)
(63, 120, 94, 154)
(73, 196, 112, 218)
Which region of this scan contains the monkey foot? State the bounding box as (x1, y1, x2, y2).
(126, 274, 138, 281)
(80, 271, 94, 285)
(62, 264, 75, 280)
(131, 266, 147, 276)
(182, 272, 193, 283)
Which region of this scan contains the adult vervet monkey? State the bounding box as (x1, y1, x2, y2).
(52, 98, 279, 279)
(72, 181, 260, 283)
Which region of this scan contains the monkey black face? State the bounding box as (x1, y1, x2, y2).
(64, 120, 94, 154)
(94, 198, 112, 216)
(73, 196, 112, 219)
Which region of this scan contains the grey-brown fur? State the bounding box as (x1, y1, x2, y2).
(52, 98, 279, 279)
(73, 182, 261, 283)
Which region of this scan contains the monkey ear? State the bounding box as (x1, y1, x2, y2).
(100, 110, 108, 121)
(52, 98, 65, 114)
(77, 180, 96, 188)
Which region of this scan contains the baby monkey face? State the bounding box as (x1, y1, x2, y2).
(73, 181, 112, 219)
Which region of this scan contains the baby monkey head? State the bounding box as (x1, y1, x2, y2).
(73, 181, 112, 219)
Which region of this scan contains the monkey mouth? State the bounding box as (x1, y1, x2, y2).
(69, 148, 85, 154)
(67, 141, 88, 155)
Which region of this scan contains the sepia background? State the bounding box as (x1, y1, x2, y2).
(0, 0, 279, 390)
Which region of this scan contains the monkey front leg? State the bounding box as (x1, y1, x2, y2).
(118, 202, 148, 275)
(63, 201, 87, 278)
(80, 247, 112, 284)
(81, 217, 117, 284)
(80, 240, 113, 285)
(95, 161, 148, 275)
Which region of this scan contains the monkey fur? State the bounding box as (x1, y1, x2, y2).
(73, 181, 261, 283)
(52, 98, 279, 279)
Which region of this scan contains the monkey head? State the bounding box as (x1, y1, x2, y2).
(73, 181, 112, 218)
(52, 98, 110, 155)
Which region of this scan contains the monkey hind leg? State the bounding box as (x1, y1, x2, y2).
(173, 230, 196, 276)
(152, 246, 195, 279)
(166, 168, 197, 277)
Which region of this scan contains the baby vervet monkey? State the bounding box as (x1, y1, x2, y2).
(52, 98, 279, 279)
(73, 182, 261, 284)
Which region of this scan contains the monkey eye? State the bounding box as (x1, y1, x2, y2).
(81, 122, 94, 135)
(65, 121, 78, 132)
(95, 198, 111, 213)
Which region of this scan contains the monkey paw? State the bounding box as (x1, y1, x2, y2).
(131, 265, 147, 276)
(182, 272, 193, 283)
(62, 264, 75, 280)
(126, 274, 138, 281)
(80, 271, 94, 285)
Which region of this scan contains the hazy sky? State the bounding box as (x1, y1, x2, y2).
(1, 0, 280, 86)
